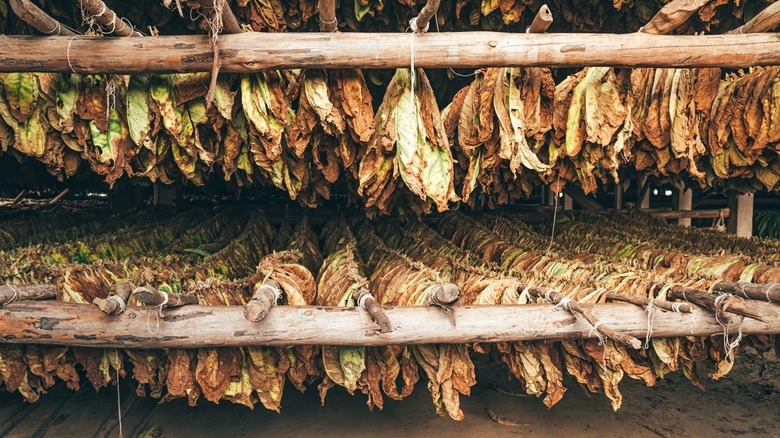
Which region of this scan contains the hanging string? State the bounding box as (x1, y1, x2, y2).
(356, 291, 372, 323)
(105, 76, 117, 121)
(145, 291, 169, 334)
(588, 321, 606, 346)
(431, 12, 477, 78)
(765, 283, 776, 303)
(116, 354, 123, 438)
(66, 37, 79, 74)
(644, 298, 656, 349)
(257, 283, 283, 306)
(547, 174, 562, 254)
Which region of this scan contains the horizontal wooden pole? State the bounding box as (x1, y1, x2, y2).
(644, 208, 730, 219)
(0, 33, 779, 74)
(0, 301, 778, 349)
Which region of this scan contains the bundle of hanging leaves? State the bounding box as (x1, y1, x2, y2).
(0, 205, 777, 415)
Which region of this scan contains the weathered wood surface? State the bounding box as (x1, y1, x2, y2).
(1, 301, 778, 349)
(646, 208, 730, 219)
(0, 284, 56, 304)
(1, 33, 779, 74)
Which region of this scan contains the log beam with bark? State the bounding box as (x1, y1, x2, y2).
(1, 33, 780, 74)
(79, 0, 142, 37)
(0, 284, 56, 305)
(0, 301, 777, 349)
(9, 0, 76, 36)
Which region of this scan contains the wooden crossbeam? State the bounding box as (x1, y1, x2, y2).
(0, 33, 778, 74)
(0, 301, 777, 349)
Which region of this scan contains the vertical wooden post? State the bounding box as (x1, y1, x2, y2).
(156, 184, 178, 207)
(728, 191, 754, 237)
(614, 184, 623, 210)
(563, 194, 573, 211)
(638, 176, 651, 209)
(546, 187, 555, 207)
(677, 185, 692, 227)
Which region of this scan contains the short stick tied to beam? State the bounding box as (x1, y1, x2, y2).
(146, 290, 169, 335)
(2, 284, 21, 305)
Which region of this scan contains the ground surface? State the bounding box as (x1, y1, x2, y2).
(0, 350, 778, 438)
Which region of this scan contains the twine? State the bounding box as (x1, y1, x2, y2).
(43, 20, 63, 36)
(319, 15, 338, 31)
(356, 291, 372, 323)
(409, 17, 430, 35)
(145, 291, 169, 334)
(589, 321, 606, 346)
(644, 299, 656, 349)
(107, 294, 127, 314)
(116, 358, 123, 438)
(765, 283, 777, 303)
(257, 283, 283, 306)
(3, 284, 21, 305)
(66, 37, 78, 74)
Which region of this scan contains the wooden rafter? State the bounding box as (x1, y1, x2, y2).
(1, 33, 779, 74)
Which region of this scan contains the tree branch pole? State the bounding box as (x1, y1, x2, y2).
(728, 2, 780, 34)
(1, 301, 777, 349)
(354, 288, 394, 333)
(411, 0, 440, 33)
(527, 4, 553, 33)
(9, 189, 27, 206)
(639, 0, 710, 35)
(713, 281, 780, 303)
(2, 33, 779, 74)
(192, 0, 243, 35)
(605, 292, 694, 313)
(317, 0, 337, 32)
(528, 287, 642, 349)
(9, 0, 76, 36)
(244, 278, 281, 322)
(48, 188, 69, 205)
(79, 0, 142, 37)
(131, 286, 199, 308)
(429, 283, 462, 308)
(92, 282, 135, 315)
(666, 286, 777, 322)
(0, 284, 56, 305)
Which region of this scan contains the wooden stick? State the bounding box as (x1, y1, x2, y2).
(639, 0, 710, 35)
(667, 286, 777, 322)
(1, 301, 775, 349)
(563, 186, 605, 210)
(2, 33, 780, 74)
(728, 2, 780, 34)
(713, 281, 780, 303)
(412, 0, 440, 33)
(131, 286, 199, 308)
(192, 0, 243, 34)
(9, 189, 27, 207)
(8, 0, 77, 36)
(48, 188, 69, 205)
(527, 4, 553, 33)
(646, 208, 730, 219)
(429, 283, 462, 308)
(317, 0, 337, 32)
(79, 0, 142, 37)
(244, 278, 281, 322)
(529, 288, 642, 349)
(605, 292, 693, 313)
(0, 284, 56, 305)
(93, 282, 135, 315)
(354, 288, 394, 333)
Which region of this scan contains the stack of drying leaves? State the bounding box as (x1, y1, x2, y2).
(0, 206, 777, 417)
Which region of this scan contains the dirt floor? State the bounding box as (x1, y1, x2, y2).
(1, 349, 778, 438)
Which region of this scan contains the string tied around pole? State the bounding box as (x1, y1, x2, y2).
(146, 291, 169, 334)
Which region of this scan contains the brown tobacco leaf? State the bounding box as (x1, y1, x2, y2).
(166, 349, 196, 399)
(195, 348, 232, 404)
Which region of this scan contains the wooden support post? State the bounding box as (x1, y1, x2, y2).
(1, 301, 777, 348)
(638, 176, 651, 209)
(728, 192, 754, 238)
(676, 186, 692, 227)
(155, 184, 177, 207)
(563, 194, 573, 211)
(1, 33, 780, 74)
(614, 184, 624, 210)
(546, 187, 556, 207)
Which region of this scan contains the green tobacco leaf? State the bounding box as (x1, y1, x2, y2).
(126, 76, 154, 150)
(2, 73, 38, 123)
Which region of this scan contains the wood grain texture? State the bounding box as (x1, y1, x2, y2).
(0, 33, 779, 74)
(0, 301, 778, 349)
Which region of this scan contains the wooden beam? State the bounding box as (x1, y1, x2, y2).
(729, 192, 754, 238)
(0, 301, 778, 349)
(637, 175, 651, 209)
(0, 33, 779, 74)
(646, 207, 730, 220)
(563, 186, 604, 211)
